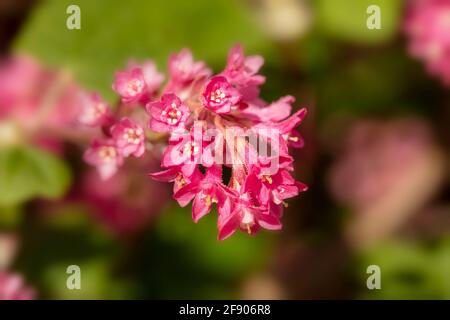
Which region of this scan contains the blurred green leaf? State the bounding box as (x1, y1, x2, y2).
(0, 145, 71, 206)
(357, 238, 450, 299)
(0, 205, 23, 228)
(139, 205, 274, 299)
(17, 205, 125, 299)
(315, 0, 403, 44)
(14, 0, 271, 101)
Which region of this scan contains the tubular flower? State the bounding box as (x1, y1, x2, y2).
(80, 45, 307, 239)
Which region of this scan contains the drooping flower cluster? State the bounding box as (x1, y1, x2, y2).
(405, 0, 450, 86)
(82, 45, 307, 240)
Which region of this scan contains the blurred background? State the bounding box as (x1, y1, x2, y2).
(0, 0, 449, 299)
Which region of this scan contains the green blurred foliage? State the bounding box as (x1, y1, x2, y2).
(14, 0, 272, 101)
(16, 204, 131, 299)
(315, 0, 404, 44)
(357, 238, 450, 299)
(139, 205, 273, 299)
(317, 49, 437, 119)
(0, 145, 71, 207)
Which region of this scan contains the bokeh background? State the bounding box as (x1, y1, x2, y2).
(0, 0, 449, 299)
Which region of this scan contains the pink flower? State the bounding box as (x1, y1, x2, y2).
(150, 165, 203, 207)
(113, 61, 163, 104)
(201, 76, 242, 114)
(113, 67, 146, 104)
(77, 93, 113, 127)
(218, 192, 282, 240)
(111, 118, 145, 157)
(146, 93, 190, 132)
(167, 48, 211, 89)
(328, 118, 434, 211)
(141, 60, 165, 94)
(173, 165, 236, 222)
(222, 44, 265, 87)
(161, 125, 212, 176)
(405, 0, 450, 86)
(84, 139, 123, 180)
(245, 166, 307, 206)
(244, 95, 294, 122)
(0, 272, 35, 300)
(79, 157, 168, 237)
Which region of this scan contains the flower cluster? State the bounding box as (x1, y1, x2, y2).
(405, 0, 450, 86)
(82, 45, 307, 240)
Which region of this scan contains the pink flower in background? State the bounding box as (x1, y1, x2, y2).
(113, 60, 163, 104)
(84, 139, 124, 180)
(82, 45, 307, 239)
(80, 159, 169, 236)
(328, 118, 434, 210)
(0, 55, 93, 152)
(147, 93, 190, 132)
(111, 118, 145, 157)
(78, 93, 113, 127)
(405, 0, 450, 86)
(141, 60, 165, 94)
(327, 117, 446, 247)
(167, 48, 211, 89)
(0, 272, 35, 300)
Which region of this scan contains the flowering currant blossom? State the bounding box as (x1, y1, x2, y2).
(81, 45, 307, 240)
(202, 76, 242, 114)
(113, 60, 164, 104)
(111, 118, 145, 157)
(147, 93, 190, 132)
(405, 0, 450, 86)
(78, 93, 113, 127)
(84, 139, 123, 180)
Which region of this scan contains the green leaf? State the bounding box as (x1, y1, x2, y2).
(0, 145, 71, 206)
(315, 0, 403, 44)
(14, 0, 270, 101)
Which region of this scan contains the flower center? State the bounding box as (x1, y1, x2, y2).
(209, 88, 226, 104)
(127, 79, 144, 96)
(202, 193, 217, 207)
(99, 146, 117, 162)
(161, 102, 182, 125)
(123, 128, 143, 144)
(183, 141, 200, 156)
